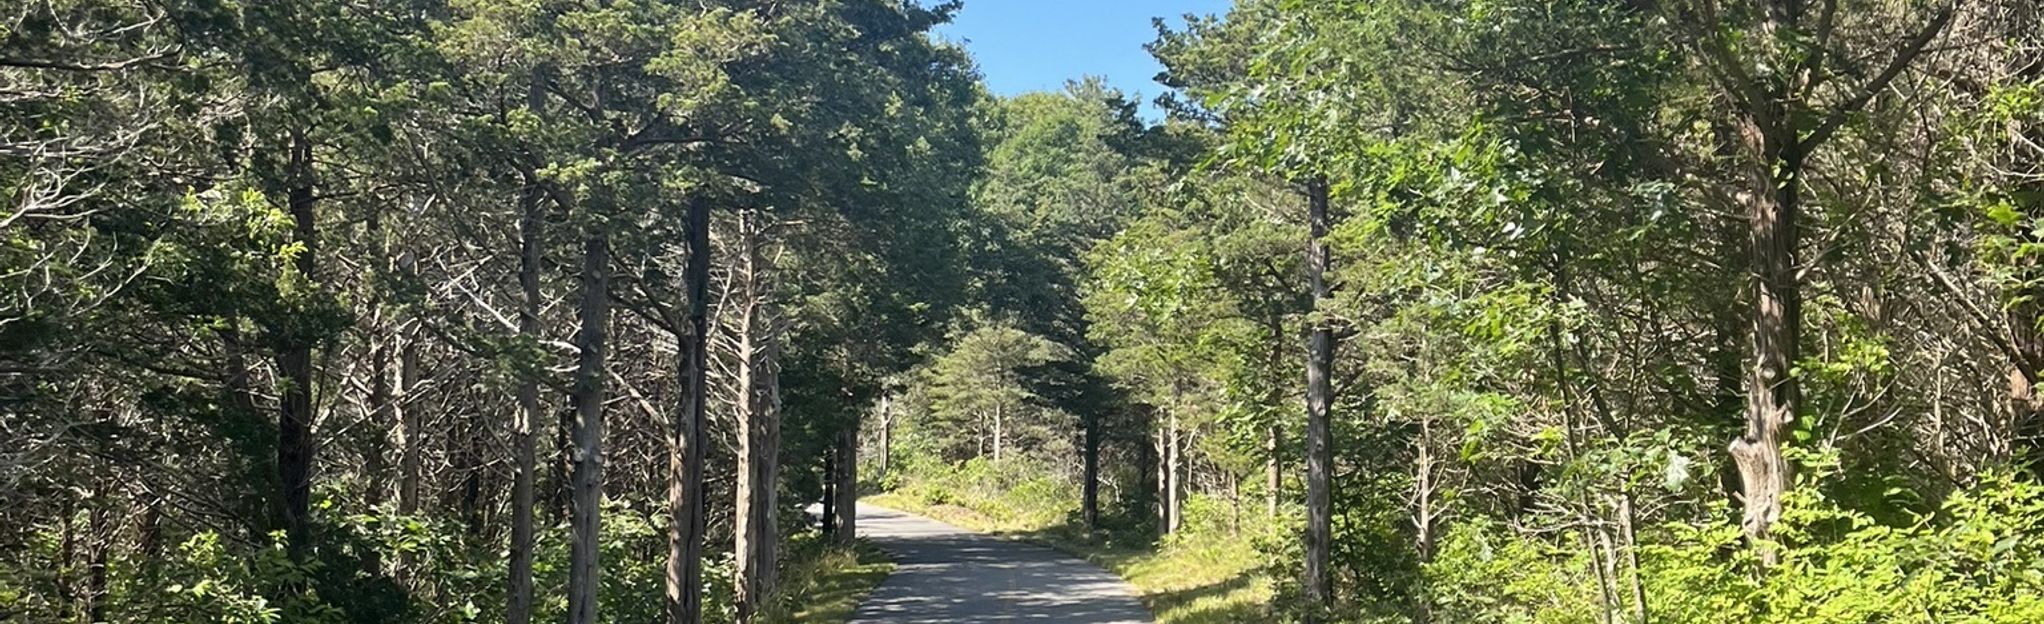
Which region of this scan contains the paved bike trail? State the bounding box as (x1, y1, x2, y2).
(847, 503, 1153, 624)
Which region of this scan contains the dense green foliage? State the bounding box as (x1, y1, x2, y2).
(10, 0, 2044, 622)
(4, 0, 973, 622)
(878, 1, 2044, 623)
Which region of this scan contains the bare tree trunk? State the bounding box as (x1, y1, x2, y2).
(1266, 314, 1285, 518)
(666, 196, 711, 624)
(56, 497, 74, 609)
(567, 231, 610, 624)
(1728, 112, 1800, 566)
(1303, 175, 1335, 620)
(1266, 426, 1281, 518)
(762, 339, 782, 593)
(394, 311, 422, 580)
(734, 210, 780, 622)
(461, 365, 487, 536)
(878, 394, 893, 479)
(1593, 517, 1620, 624)
(83, 482, 108, 623)
(554, 399, 573, 522)
(822, 452, 838, 538)
(1166, 406, 1182, 534)
(275, 128, 318, 555)
(1618, 491, 1648, 624)
(1082, 408, 1100, 532)
(507, 173, 544, 624)
(992, 401, 1005, 462)
(364, 205, 394, 519)
(1154, 426, 1168, 533)
(833, 424, 858, 545)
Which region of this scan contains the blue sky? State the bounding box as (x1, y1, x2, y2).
(934, 0, 1235, 119)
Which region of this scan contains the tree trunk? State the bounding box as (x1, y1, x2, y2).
(1302, 175, 1335, 620)
(461, 365, 487, 535)
(1166, 407, 1183, 534)
(1266, 313, 1285, 518)
(1618, 490, 1648, 624)
(878, 394, 893, 479)
(666, 196, 711, 624)
(394, 312, 423, 580)
(1082, 408, 1100, 532)
(1727, 110, 1800, 566)
(567, 231, 610, 624)
(1266, 426, 1282, 518)
(397, 319, 422, 519)
(992, 401, 1005, 462)
(734, 210, 780, 622)
(554, 399, 574, 522)
(822, 449, 837, 538)
(83, 483, 108, 623)
(1154, 426, 1169, 533)
(507, 173, 544, 624)
(833, 423, 858, 545)
(1692, 0, 1952, 566)
(275, 128, 317, 555)
(364, 205, 393, 519)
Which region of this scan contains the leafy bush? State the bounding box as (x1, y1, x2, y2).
(1425, 520, 1602, 624)
(893, 456, 1079, 529)
(1424, 475, 2044, 624)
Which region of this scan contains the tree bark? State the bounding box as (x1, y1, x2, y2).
(1082, 408, 1100, 532)
(1154, 425, 1168, 533)
(394, 307, 422, 580)
(83, 482, 108, 623)
(1688, 0, 1953, 565)
(507, 173, 544, 624)
(1166, 406, 1183, 534)
(554, 399, 574, 522)
(833, 423, 858, 545)
(666, 196, 711, 624)
(734, 210, 780, 622)
(1302, 175, 1335, 620)
(396, 284, 422, 522)
(878, 394, 893, 479)
(992, 401, 1005, 462)
(822, 452, 837, 538)
(567, 231, 610, 624)
(1266, 313, 1285, 518)
(275, 128, 317, 555)
(364, 205, 393, 518)
(1727, 104, 1800, 566)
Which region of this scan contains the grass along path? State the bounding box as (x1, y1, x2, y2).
(862, 493, 1272, 624)
(764, 541, 896, 624)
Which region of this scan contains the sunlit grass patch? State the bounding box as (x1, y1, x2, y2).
(765, 540, 895, 624)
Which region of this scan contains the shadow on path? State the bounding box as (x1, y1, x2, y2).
(848, 504, 1153, 624)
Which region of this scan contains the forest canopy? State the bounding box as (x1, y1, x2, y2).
(4, 0, 2044, 623)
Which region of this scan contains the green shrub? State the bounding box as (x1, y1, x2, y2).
(1425, 474, 2044, 624)
(1425, 520, 1601, 624)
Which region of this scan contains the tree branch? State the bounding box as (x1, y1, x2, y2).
(1800, 4, 1956, 152)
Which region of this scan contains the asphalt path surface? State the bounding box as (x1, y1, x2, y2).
(847, 503, 1153, 623)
